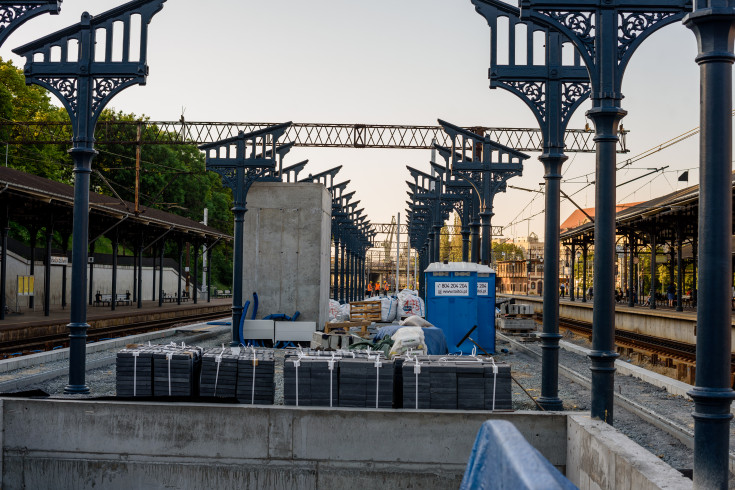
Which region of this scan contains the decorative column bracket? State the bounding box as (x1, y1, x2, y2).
(438, 119, 529, 264)
(0, 1, 61, 47)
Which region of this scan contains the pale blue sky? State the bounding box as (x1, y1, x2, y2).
(0, 0, 714, 242)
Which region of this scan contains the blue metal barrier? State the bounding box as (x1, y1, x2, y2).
(461, 420, 575, 490)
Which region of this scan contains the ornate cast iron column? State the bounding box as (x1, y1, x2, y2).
(474, 0, 590, 409)
(14, 0, 166, 394)
(520, 0, 691, 424)
(685, 2, 735, 486)
(200, 124, 292, 345)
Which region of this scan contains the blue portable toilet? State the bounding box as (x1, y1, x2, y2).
(475, 265, 496, 354)
(425, 262, 479, 354)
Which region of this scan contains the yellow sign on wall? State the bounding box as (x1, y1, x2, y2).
(17, 275, 34, 296)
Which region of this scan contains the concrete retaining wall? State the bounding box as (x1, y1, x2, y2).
(566, 415, 691, 489)
(0, 399, 692, 489)
(0, 399, 565, 489)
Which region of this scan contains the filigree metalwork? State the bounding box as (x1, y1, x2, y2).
(92, 77, 136, 118)
(0, 2, 59, 45)
(37, 77, 78, 116)
(211, 167, 237, 191)
(618, 12, 677, 64)
(0, 5, 33, 30)
(507, 81, 547, 123)
(561, 82, 590, 125)
(539, 10, 595, 59)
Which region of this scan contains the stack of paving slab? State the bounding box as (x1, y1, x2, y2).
(152, 344, 203, 397)
(236, 349, 275, 405)
(401, 356, 511, 410)
(199, 348, 238, 398)
(117, 343, 203, 398)
(283, 350, 391, 407)
(496, 303, 536, 332)
(283, 353, 340, 407)
(198, 347, 275, 404)
(116, 345, 155, 397)
(338, 356, 393, 408)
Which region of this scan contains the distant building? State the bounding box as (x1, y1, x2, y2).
(496, 258, 544, 295)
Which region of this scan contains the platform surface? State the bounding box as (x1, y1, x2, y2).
(0, 297, 232, 332)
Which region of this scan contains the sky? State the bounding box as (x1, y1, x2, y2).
(0, 0, 720, 243)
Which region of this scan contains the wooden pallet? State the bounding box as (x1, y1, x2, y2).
(324, 321, 370, 336)
(349, 301, 382, 322)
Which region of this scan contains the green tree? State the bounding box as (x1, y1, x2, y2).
(492, 242, 525, 262)
(0, 58, 71, 181)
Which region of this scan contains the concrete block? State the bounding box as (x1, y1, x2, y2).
(242, 320, 275, 341)
(243, 183, 331, 328)
(498, 317, 536, 331)
(275, 321, 317, 342)
(309, 331, 339, 350)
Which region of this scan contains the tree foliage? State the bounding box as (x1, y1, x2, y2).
(492, 242, 525, 262)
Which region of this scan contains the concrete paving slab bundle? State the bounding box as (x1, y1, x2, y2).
(152, 344, 202, 397)
(199, 348, 239, 398)
(283, 355, 339, 407)
(338, 357, 393, 408)
(236, 350, 275, 405)
(402, 358, 431, 409)
(116, 345, 155, 397)
(400, 356, 512, 411)
(483, 363, 511, 410)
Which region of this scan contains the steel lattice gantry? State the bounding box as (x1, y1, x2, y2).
(13, 0, 166, 395)
(0, 120, 629, 153)
(472, 0, 591, 411)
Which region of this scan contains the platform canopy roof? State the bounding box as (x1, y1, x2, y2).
(0, 166, 230, 247)
(560, 172, 735, 246)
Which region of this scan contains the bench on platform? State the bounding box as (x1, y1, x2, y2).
(93, 292, 131, 307)
(162, 292, 189, 303)
(215, 289, 232, 298)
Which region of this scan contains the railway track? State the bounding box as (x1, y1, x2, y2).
(0, 309, 231, 359)
(552, 316, 735, 386)
(499, 331, 735, 475)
